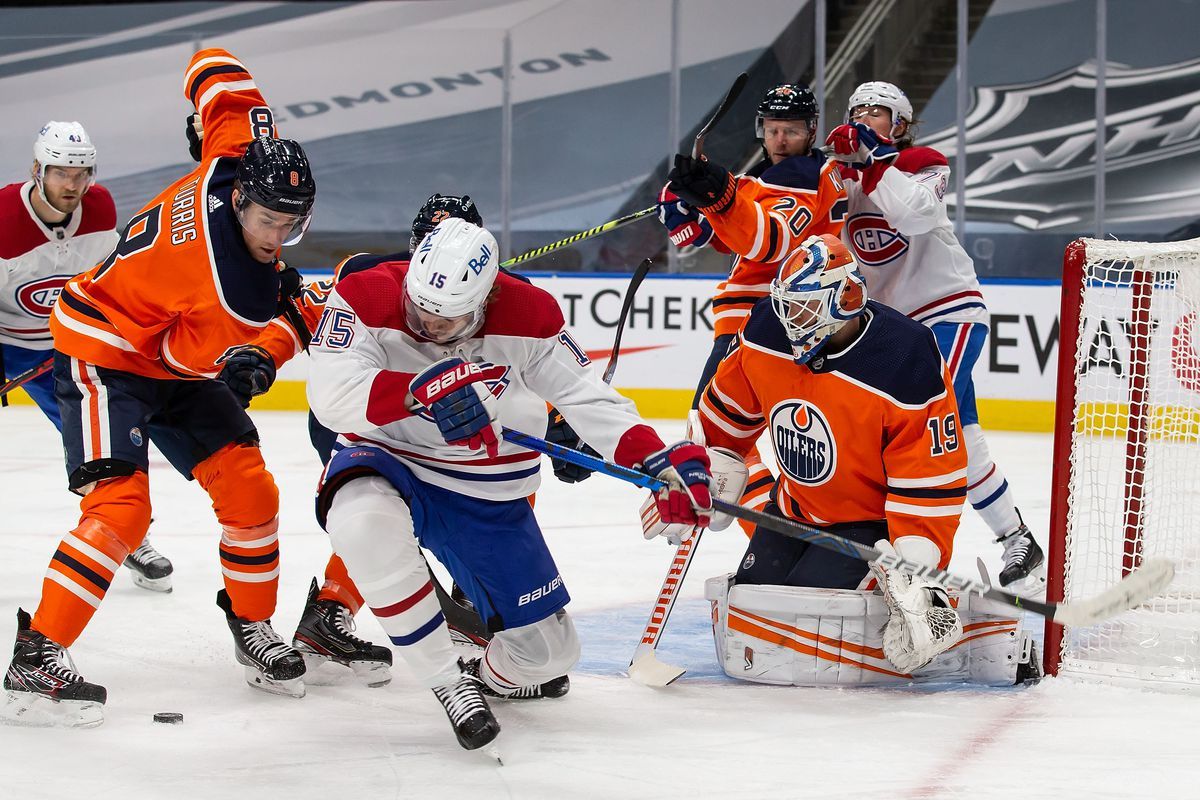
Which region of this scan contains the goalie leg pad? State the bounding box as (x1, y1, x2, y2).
(705, 575, 1027, 686)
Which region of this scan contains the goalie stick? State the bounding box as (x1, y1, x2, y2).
(628, 530, 702, 687)
(500, 427, 1177, 627)
(0, 356, 53, 406)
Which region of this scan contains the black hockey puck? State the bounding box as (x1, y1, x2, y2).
(153, 712, 183, 724)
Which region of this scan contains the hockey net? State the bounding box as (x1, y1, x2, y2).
(1045, 238, 1200, 689)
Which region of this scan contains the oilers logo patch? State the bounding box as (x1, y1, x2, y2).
(15, 275, 71, 318)
(741, 552, 756, 570)
(129, 427, 144, 447)
(847, 213, 909, 266)
(769, 401, 836, 486)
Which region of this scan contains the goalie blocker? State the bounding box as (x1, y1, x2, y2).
(705, 574, 1040, 687)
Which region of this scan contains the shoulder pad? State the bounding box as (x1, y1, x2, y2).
(336, 252, 406, 282)
(77, 184, 116, 235)
(334, 261, 408, 329)
(894, 146, 948, 174)
(758, 153, 823, 190)
(480, 273, 564, 338)
(827, 302, 949, 406)
(739, 298, 793, 356)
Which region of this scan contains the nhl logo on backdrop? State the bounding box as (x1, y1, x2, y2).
(769, 401, 836, 486)
(846, 213, 909, 266)
(922, 57, 1200, 230)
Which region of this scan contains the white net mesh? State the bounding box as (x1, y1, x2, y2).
(1058, 238, 1200, 688)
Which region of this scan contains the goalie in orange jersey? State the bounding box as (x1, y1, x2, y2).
(3, 49, 317, 727)
(656, 234, 975, 675)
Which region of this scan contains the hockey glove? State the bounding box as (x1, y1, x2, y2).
(666, 154, 737, 215)
(546, 407, 597, 483)
(641, 441, 713, 527)
(868, 539, 963, 672)
(657, 185, 716, 249)
(409, 357, 501, 458)
(824, 122, 899, 170)
(186, 112, 205, 162)
(219, 345, 277, 408)
(640, 446, 747, 544)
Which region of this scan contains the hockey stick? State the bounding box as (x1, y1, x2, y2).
(0, 356, 53, 405)
(603, 258, 654, 383)
(692, 72, 749, 159)
(628, 530, 702, 686)
(500, 207, 656, 270)
(499, 427, 1177, 627)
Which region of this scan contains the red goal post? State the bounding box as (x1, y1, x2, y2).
(1046, 237, 1200, 688)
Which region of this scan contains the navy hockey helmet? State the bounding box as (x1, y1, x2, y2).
(234, 137, 315, 246)
(755, 84, 819, 139)
(410, 193, 484, 253)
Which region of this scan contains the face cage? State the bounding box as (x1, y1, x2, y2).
(403, 293, 484, 344)
(770, 280, 856, 364)
(234, 192, 313, 247)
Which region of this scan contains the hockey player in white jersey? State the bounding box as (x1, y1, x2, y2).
(0, 121, 173, 591)
(307, 217, 714, 752)
(824, 83, 1043, 588)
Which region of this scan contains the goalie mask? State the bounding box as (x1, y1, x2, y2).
(405, 217, 499, 343)
(410, 193, 484, 253)
(770, 234, 868, 365)
(847, 81, 913, 139)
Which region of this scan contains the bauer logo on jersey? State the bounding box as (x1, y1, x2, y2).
(14, 275, 71, 317)
(846, 213, 909, 266)
(769, 401, 836, 486)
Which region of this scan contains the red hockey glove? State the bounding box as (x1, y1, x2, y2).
(642, 441, 713, 527)
(657, 185, 716, 248)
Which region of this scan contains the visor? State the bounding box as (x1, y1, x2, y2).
(234, 193, 312, 247)
(404, 296, 482, 344)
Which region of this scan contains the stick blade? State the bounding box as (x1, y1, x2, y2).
(628, 644, 686, 687)
(1052, 557, 1176, 627)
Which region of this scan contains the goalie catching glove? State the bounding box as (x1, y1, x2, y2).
(409, 357, 502, 458)
(868, 539, 963, 672)
(641, 447, 748, 544)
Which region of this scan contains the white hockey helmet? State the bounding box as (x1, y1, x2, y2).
(34, 121, 97, 175)
(404, 217, 499, 343)
(847, 81, 913, 130)
(770, 234, 868, 364)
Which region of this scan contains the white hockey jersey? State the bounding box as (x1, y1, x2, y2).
(0, 180, 118, 349)
(307, 261, 666, 501)
(839, 147, 987, 327)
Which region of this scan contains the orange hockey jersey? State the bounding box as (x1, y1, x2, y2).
(698, 299, 966, 563)
(51, 49, 289, 380)
(705, 154, 848, 337)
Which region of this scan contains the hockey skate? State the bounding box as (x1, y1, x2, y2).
(216, 590, 305, 698)
(443, 581, 491, 649)
(464, 656, 570, 700)
(997, 512, 1046, 589)
(432, 658, 501, 753)
(124, 537, 174, 592)
(2, 609, 106, 728)
(292, 578, 392, 687)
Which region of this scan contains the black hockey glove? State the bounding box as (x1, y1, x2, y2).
(185, 112, 204, 162)
(546, 407, 597, 484)
(667, 154, 737, 214)
(219, 345, 276, 408)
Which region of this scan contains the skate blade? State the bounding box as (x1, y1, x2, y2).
(242, 667, 305, 698)
(1004, 567, 1048, 599)
(449, 629, 488, 650)
(297, 651, 392, 688)
(1, 690, 104, 728)
(481, 742, 503, 766)
(129, 571, 173, 593)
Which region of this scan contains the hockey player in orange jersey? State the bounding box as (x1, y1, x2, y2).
(660, 84, 849, 527)
(691, 234, 968, 671)
(3, 49, 317, 727)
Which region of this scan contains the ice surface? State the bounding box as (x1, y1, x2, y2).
(0, 407, 1194, 799)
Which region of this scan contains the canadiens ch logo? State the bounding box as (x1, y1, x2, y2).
(847, 213, 908, 267)
(769, 401, 836, 486)
(15, 275, 71, 317)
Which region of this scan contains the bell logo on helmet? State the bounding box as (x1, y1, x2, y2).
(466, 243, 492, 275)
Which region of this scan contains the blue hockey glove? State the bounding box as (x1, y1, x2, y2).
(409, 357, 501, 458)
